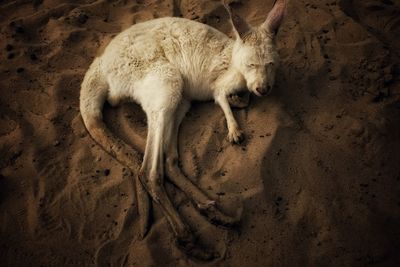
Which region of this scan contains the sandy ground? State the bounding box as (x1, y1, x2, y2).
(1, 0, 400, 266)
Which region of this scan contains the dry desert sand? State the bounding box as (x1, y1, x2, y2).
(1, 0, 400, 266)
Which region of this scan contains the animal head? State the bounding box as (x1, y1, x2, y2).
(225, 0, 286, 96)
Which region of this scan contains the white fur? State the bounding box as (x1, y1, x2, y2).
(80, 0, 285, 254)
(82, 16, 280, 139)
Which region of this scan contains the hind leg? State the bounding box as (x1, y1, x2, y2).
(141, 107, 217, 259)
(137, 74, 215, 259)
(164, 101, 215, 209)
(140, 110, 190, 238)
(165, 101, 241, 226)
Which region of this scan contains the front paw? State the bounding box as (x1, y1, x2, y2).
(228, 92, 250, 109)
(227, 128, 244, 144)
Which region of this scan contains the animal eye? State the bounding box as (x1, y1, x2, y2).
(247, 64, 256, 68)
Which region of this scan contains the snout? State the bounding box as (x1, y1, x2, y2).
(255, 85, 272, 96)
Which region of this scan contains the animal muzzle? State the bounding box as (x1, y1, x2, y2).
(255, 85, 272, 96)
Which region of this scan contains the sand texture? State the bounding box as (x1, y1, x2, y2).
(1, 0, 400, 266)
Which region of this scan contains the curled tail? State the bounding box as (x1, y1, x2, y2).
(79, 58, 150, 238)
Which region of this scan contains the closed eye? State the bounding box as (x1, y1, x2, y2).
(247, 63, 256, 68)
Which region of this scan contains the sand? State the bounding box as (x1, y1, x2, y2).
(1, 0, 400, 266)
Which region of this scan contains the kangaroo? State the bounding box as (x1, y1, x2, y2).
(80, 0, 286, 259)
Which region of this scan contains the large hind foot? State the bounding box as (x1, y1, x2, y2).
(136, 175, 151, 239)
(165, 161, 242, 227)
(197, 200, 242, 228)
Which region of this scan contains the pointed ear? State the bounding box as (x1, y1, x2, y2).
(223, 1, 251, 40)
(261, 0, 286, 36)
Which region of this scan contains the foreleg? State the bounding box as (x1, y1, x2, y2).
(215, 94, 244, 143)
(165, 100, 241, 226)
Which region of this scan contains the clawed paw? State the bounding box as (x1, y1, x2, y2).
(227, 128, 244, 144)
(228, 92, 250, 108)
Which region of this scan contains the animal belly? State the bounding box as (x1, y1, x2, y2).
(181, 74, 214, 101)
(184, 85, 213, 101)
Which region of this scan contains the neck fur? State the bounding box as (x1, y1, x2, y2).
(212, 40, 246, 96)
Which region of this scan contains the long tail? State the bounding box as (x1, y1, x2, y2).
(79, 58, 150, 238)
